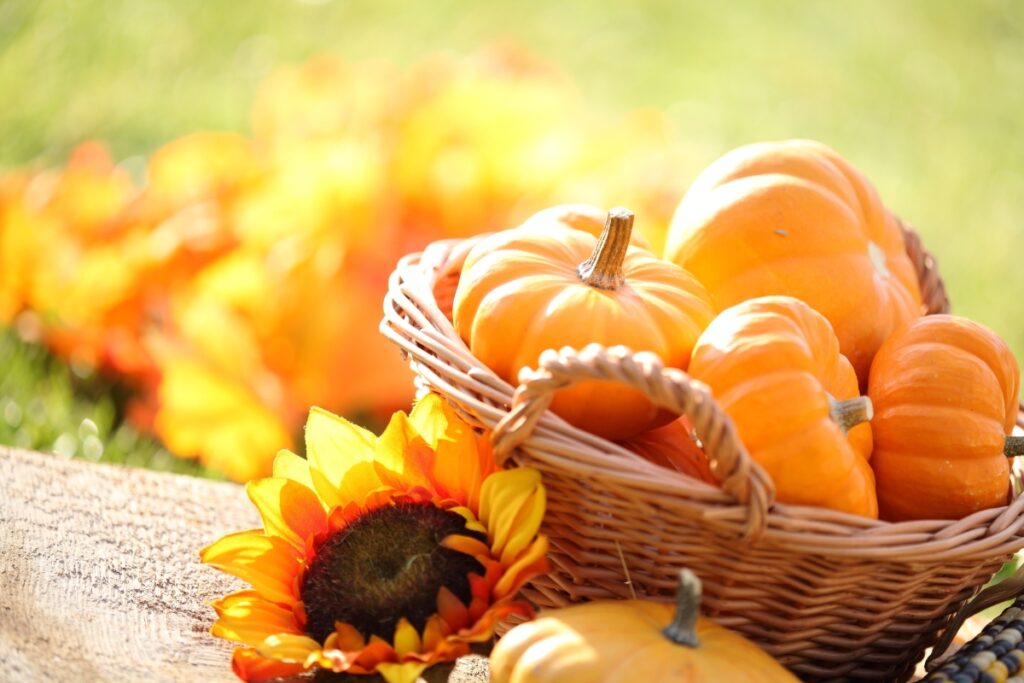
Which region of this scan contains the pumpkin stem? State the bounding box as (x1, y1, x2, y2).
(577, 208, 634, 289)
(828, 396, 873, 434)
(662, 568, 701, 648)
(1005, 436, 1024, 457)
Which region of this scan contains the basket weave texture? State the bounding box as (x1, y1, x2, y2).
(381, 220, 1024, 682)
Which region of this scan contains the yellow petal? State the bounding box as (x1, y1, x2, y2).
(256, 633, 322, 663)
(272, 450, 316, 492)
(440, 534, 490, 559)
(408, 393, 449, 447)
(304, 406, 377, 507)
(446, 506, 487, 535)
(336, 460, 386, 508)
(493, 535, 550, 598)
(376, 662, 429, 683)
(478, 468, 546, 564)
(392, 617, 422, 657)
(375, 410, 432, 487)
(211, 590, 302, 646)
(246, 477, 327, 550)
(200, 531, 301, 605)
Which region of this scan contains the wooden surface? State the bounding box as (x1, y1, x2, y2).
(0, 447, 489, 683)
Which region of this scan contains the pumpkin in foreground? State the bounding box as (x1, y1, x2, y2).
(664, 139, 923, 385)
(688, 295, 877, 517)
(489, 569, 798, 683)
(453, 207, 715, 441)
(868, 314, 1020, 521)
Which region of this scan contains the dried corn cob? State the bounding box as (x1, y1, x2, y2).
(924, 598, 1024, 682)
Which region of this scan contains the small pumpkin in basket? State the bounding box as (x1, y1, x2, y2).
(619, 417, 717, 485)
(664, 139, 923, 385)
(688, 295, 877, 517)
(489, 569, 799, 683)
(868, 314, 1021, 521)
(453, 207, 716, 441)
(520, 203, 651, 248)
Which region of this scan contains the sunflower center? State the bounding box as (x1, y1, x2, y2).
(300, 501, 486, 643)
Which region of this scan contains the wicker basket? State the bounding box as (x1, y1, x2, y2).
(380, 221, 1024, 682)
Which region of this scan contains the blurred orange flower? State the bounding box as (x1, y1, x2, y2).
(0, 45, 691, 480)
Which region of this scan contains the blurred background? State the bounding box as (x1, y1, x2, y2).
(1, 0, 1022, 480)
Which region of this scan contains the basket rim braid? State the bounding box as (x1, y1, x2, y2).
(380, 218, 1024, 681)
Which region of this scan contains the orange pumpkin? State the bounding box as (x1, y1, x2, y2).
(665, 140, 923, 385)
(453, 208, 716, 441)
(521, 203, 651, 249)
(489, 569, 799, 683)
(688, 295, 877, 517)
(620, 417, 717, 485)
(868, 315, 1019, 521)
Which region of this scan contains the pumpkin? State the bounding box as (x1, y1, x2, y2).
(453, 208, 716, 441)
(619, 417, 717, 485)
(868, 314, 1020, 521)
(489, 569, 799, 683)
(520, 203, 651, 249)
(664, 140, 923, 385)
(688, 295, 877, 517)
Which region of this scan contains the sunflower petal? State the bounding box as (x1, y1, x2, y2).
(272, 449, 316, 492)
(200, 531, 300, 605)
(211, 590, 302, 646)
(304, 406, 377, 505)
(421, 614, 448, 652)
(440, 533, 491, 559)
(247, 477, 327, 550)
(256, 633, 322, 663)
(493, 535, 550, 598)
(375, 410, 432, 488)
(377, 662, 429, 683)
(407, 393, 449, 447)
(392, 617, 422, 657)
(231, 647, 307, 682)
(436, 586, 470, 631)
(478, 468, 546, 563)
(325, 622, 366, 651)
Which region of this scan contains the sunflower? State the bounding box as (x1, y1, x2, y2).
(200, 393, 549, 683)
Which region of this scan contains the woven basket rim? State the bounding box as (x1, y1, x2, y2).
(381, 230, 1024, 563)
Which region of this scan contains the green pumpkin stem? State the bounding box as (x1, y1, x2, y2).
(1005, 436, 1024, 457)
(578, 208, 634, 290)
(662, 568, 701, 648)
(828, 396, 873, 434)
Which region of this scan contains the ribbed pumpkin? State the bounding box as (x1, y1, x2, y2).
(868, 314, 1020, 521)
(619, 417, 717, 485)
(453, 208, 716, 441)
(665, 140, 923, 385)
(520, 203, 651, 248)
(489, 569, 799, 683)
(688, 295, 877, 517)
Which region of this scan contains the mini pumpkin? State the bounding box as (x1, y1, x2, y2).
(520, 203, 651, 248)
(665, 140, 923, 385)
(868, 314, 1020, 521)
(453, 208, 716, 441)
(688, 295, 877, 517)
(619, 417, 717, 485)
(489, 569, 799, 683)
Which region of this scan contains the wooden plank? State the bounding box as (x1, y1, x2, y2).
(0, 447, 488, 683)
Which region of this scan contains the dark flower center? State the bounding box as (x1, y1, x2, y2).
(300, 501, 486, 643)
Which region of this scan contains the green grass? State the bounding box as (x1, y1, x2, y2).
(0, 328, 219, 477)
(1, 0, 1023, 468)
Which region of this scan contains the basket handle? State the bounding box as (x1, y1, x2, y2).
(491, 344, 775, 540)
(925, 563, 1024, 671)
